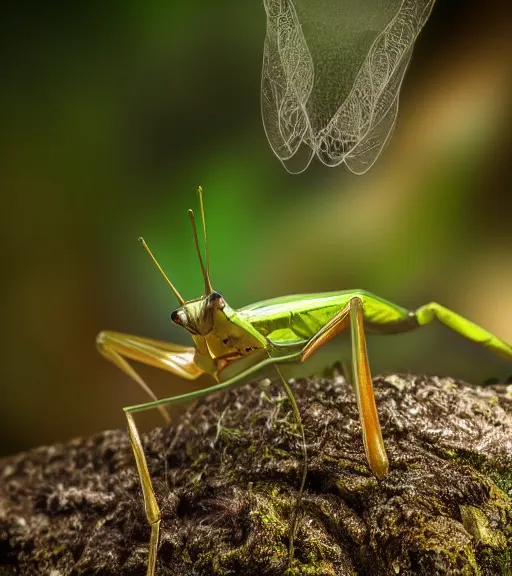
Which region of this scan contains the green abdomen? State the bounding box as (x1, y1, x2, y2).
(239, 290, 411, 347)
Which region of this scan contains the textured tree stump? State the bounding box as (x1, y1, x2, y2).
(1, 373, 511, 575)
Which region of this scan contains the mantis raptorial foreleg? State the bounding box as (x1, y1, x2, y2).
(97, 331, 204, 423)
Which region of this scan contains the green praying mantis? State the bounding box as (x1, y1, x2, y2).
(97, 188, 512, 576)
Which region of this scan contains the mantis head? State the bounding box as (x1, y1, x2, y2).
(170, 291, 227, 336)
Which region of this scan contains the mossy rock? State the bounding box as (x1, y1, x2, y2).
(1, 374, 511, 575)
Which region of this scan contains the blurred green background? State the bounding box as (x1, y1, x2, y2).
(2, 1, 511, 457)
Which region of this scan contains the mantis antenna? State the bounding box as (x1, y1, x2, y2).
(188, 209, 213, 295)
(197, 186, 211, 288)
(138, 237, 185, 306)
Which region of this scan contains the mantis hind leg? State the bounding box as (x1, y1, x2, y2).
(413, 303, 512, 361)
(301, 297, 389, 478)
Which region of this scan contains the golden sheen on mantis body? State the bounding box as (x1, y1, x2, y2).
(261, 0, 436, 173)
(97, 188, 511, 576)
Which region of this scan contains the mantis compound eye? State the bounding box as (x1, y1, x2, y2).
(170, 309, 185, 326)
(208, 292, 226, 310)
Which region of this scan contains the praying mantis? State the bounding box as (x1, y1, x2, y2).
(97, 188, 512, 576)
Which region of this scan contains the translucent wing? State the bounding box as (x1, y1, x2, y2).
(261, 0, 436, 174)
(261, 0, 315, 172)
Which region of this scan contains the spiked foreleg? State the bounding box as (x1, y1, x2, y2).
(96, 331, 205, 423)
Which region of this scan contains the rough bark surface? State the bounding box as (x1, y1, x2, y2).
(0, 373, 511, 576)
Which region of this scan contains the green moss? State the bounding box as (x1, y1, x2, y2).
(478, 547, 511, 576)
(460, 505, 507, 548)
(445, 448, 487, 470)
(218, 427, 244, 438)
(321, 454, 367, 474)
(261, 445, 291, 460)
(283, 562, 337, 576)
(490, 469, 512, 498)
(191, 452, 207, 468)
(443, 449, 512, 504)
(181, 547, 192, 564)
(249, 491, 287, 536)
